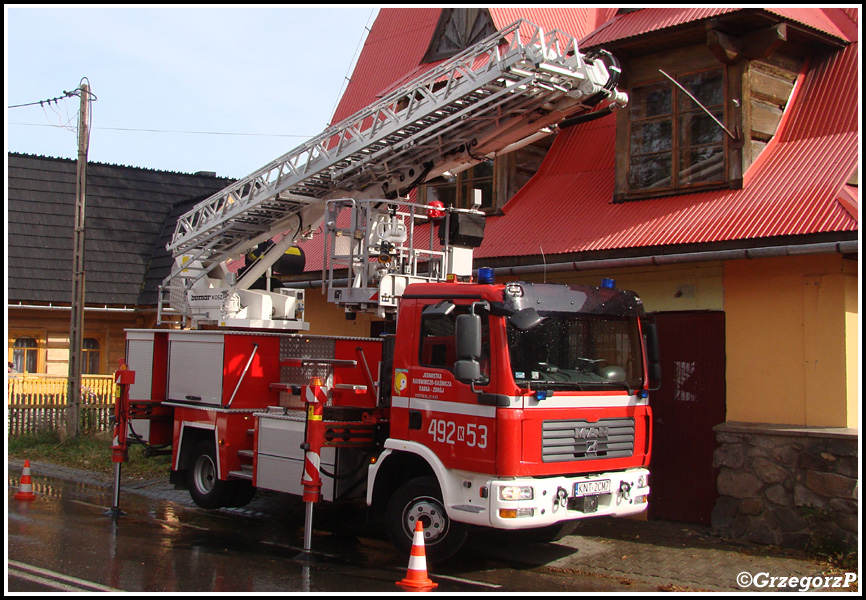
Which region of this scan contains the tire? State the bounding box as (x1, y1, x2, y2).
(225, 480, 256, 508)
(186, 441, 232, 509)
(386, 476, 467, 563)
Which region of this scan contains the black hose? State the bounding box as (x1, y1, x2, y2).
(557, 104, 615, 130)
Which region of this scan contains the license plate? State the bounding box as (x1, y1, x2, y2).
(575, 479, 610, 497)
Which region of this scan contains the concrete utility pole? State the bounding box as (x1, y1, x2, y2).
(66, 80, 91, 440)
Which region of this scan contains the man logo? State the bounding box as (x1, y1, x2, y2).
(586, 440, 599, 453)
(575, 426, 609, 439)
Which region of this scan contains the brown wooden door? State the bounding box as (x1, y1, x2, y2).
(649, 311, 726, 524)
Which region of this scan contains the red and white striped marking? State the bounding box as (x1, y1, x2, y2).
(302, 451, 320, 484)
(305, 384, 328, 405)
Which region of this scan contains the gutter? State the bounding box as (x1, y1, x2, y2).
(484, 240, 859, 278)
(286, 239, 858, 289)
(8, 303, 137, 312)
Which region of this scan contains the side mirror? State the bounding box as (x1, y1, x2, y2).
(455, 313, 482, 385)
(455, 313, 481, 360)
(454, 359, 482, 384)
(642, 317, 662, 391)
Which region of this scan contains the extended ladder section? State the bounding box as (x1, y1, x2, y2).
(160, 19, 627, 327)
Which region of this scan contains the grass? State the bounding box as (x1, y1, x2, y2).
(8, 429, 172, 480)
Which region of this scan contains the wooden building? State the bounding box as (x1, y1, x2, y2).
(7, 153, 232, 376)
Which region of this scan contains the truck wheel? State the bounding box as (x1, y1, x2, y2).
(187, 441, 230, 509)
(226, 481, 256, 508)
(386, 476, 467, 563)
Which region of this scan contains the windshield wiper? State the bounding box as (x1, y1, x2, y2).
(518, 380, 636, 394)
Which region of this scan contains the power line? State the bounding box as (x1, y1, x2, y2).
(327, 8, 377, 126)
(9, 122, 316, 138)
(8, 90, 79, 109)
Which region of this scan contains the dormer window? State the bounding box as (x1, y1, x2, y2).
(612, 40, 742, 203)
(422, 8, 497, 63)
(606, 15, 824, 203)
(628, 67, 726, 194)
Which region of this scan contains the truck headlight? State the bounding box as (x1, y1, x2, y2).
(499, 485, 534, 501)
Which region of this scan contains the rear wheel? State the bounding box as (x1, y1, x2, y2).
(187, 441, 232, 509)
(386, 476, 467, 563)
(226, 480, 256, 508)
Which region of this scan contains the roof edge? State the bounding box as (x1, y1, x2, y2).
(8, 151, 234, 180)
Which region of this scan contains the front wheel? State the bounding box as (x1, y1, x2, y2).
(386, 476, 467, 563)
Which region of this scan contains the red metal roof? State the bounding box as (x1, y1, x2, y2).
(476, 36, 858, 259)
(299, 8, 858, 273)
(581, 7, 856, 48)
(329, 8, 441, 125)
(489, 7, 618, 40)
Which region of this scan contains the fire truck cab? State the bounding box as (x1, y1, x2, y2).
(369, 278, 656, 559)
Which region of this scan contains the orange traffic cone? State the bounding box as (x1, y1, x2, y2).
(396, 520, 438, 591)
(14, 459, 37, 501)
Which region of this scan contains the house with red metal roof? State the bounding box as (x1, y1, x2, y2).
(291, 7, 858, 551)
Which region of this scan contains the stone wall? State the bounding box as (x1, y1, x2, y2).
(711, 422, 858, 551)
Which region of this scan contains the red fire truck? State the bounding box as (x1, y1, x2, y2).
(109, 20, 659, 562)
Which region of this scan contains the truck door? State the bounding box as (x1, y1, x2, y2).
(400, 301, 497, 474)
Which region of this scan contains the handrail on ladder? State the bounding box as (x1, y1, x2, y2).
(160, 19, 628, 326)
(165, 19, 625, 262)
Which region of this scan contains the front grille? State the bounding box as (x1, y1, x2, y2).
(541, 418, 635, 463)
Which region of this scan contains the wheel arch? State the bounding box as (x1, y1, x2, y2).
(368, 448, 434, 522)
(369, 439, 467, 520)
(172, 423, 218, 487)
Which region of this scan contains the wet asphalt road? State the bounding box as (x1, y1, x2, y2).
(8, 464, 652, 593)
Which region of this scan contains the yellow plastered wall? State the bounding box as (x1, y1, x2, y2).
(299, 263, 727, 337)
(724, 254, 857, 428)
(845, 270, 859, 428)
(514, 262, 725, 313)
(302, 288, 380, 337)
(298, 253, 858, 428)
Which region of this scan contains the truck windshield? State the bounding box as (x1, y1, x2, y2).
(507, 314, 644, 391)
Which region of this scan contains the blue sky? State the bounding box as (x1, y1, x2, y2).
(6, 5, 377, 179)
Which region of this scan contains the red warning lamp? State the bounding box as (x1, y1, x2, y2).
(427, 200, 445, 220)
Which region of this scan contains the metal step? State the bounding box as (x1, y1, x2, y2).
(229, 463, 254, 481)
